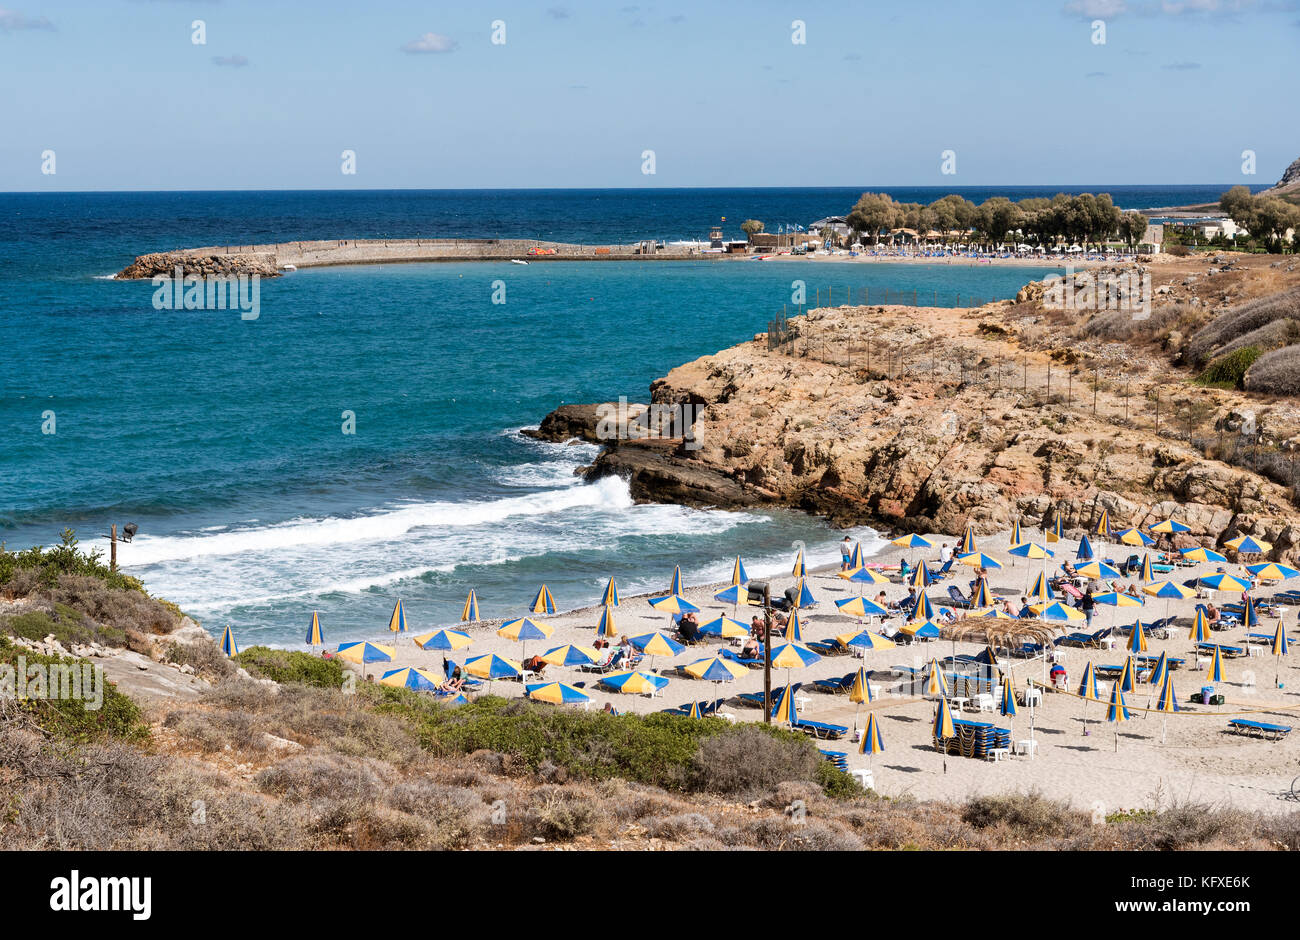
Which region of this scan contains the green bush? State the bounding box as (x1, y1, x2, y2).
(1197, 345, 1262, 389)
(0, 637, 149, 745)
(0, 529, 143, 593)
(235, 646, 347, 688)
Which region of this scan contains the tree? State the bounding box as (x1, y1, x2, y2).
(1118, 211, 1149, 250)
(740, 219, 765, 239)
(847, 192, 899, 245)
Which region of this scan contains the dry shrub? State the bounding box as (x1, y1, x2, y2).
(1185, 286, 1300, 366)
(1244, 342, 1300, 395)
(164, 638, 237, 681)
(255, 752, 393, 802)
(688, 725, 821, 796)
(43, 574, 181, 638)
(961, 791, 1088, 838)
(162, 707, 267, 754)
(644, 812, 717, 840)
(526, 785, 600, 842)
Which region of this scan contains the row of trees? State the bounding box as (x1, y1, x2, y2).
(1220, 186, 1300, 249)
(844, 191, 1150, 251)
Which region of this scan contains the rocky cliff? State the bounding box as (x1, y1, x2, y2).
(115, 250, 282, 280)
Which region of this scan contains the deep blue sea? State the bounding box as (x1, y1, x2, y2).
(0, 186, 1235, 646)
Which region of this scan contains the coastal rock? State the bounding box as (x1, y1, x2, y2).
(116, 250, 281, 280)
(520, 403, 611, 443)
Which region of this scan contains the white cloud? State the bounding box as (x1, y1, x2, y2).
(0, 7, 55, 31)
(401, 32, 457, 54)
(212, 54, 249, 67)
(1063, 0, 1128, 16)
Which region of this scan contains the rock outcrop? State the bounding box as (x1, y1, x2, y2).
(116, 250, 281, 280)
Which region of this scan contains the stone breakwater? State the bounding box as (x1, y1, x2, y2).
(114, 238, 727, 279)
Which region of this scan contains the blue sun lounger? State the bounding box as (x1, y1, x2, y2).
(1227, 719, 1291, 741)
(819, 750, 849, 771)
(737, 683, 802, 708)
(793, 718, 849, 740)
(805, 638, 850, 656)
(1196, 643, 1246, 658)
(812, 672, 857, 694)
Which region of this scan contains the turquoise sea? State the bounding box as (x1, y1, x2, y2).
(0, 187, 1222, 645)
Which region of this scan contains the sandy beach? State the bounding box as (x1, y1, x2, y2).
(336, 528, 1300, 817)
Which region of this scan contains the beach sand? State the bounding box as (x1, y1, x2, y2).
(342, 529, 1300, 816)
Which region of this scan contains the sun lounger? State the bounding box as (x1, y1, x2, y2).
(1196, 643, 1246, 658)
(805, 638, 850, 656)
(947, 585, 972, 609)
(1227, 719, 1291, 741)
(793, 718, 849, 740)
(819, 750, 849, 771)
(1054, 632, 1094, 648)
(812, 672, 857, 694)
(736, 683, 802, 708)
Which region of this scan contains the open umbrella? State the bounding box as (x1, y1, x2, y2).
(599, 578, 620, 607)
(464, 653, 522, 693)
(1181, 547, 1227, 564)
(1010, 542, 1053, 560)
(683, 656, 748, 682)
(525, 682, 590, 706)
(1225, 535, 1271, 556)
(1144, 579, 1197, 623)
(891, 533, 934, 550)
(648, 594, 699, 615)
(769, 641, 822, 673)
(498, 616, 553, 660)
(697, 615, 749, 638)
(1106, 680, 1130, 751)
(602, 669, 670, 695)
(221, 625, 238, 658)
(412, 628, 472, 651)
(840, 565, 889, 586)
(729, 556, 749, 587)
(528, 584, 556, 615)
(838, 629, 896, 651)
(1094, 590, 1143, 630)
(540, 644, 600, 667)
(860, 711, 885, 757)
(1116, 527, 1155, 547)
(627, 631, 684, 671)
(461, 589, 481, 622)
(957, 552, 1003, 571)
(387, 599, 409, 635)
(336, 641, 394, 677)
(305, 612, 324, 648)
(379, 667, 442, 692)
(1076, 561, 1122, 581)
(1150, 518, 1191, 536)
(835, 595, 890, 619)
(1031, 601, 1086, 623)
(1248, 562, 1300, 582)
(1198, 572, 1249, 593)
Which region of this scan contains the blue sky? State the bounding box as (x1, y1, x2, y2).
(1, 0, 1296, 190)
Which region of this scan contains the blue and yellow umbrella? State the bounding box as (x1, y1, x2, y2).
(683, 656, 748, 682)
(686, 700, 704, 719)
(461, 589, 480, 622)
(1144, 580, 1196, 600)
(848, 543, 866, 570)
(1249, 562, 1300, 581)
(525, 682, 590, 706)
(1182, 547, 1227, 564)
(769, 641, 822, 670)
(1150, 518, 1191, 536)
(1189, 609, 1212, 643)
(971, 579, 994, 608)
(1076, 561, 1122, 580)
(336, 641, 394, 666)
(1272, 621, 1289, 687)
(1106, 681, 1131, 751)
(1116, 527, 1154, 547)
(794, 578, 816, 608)
(1155, 673, 1179, 743)
(1031, 601, 1086, 622)
(933, 695, 956, 743)
(1139, 554, 1155, 583)
(668, 565, 684, 595)
(712, 584, 749, 608)
(892, 533, 934, 550)
(599, 578, 620, 608)
(771, 682, 799, 724)
(602, 669, 670, 695)
(784, 607, 806, 642)
(1010, 542, 1053, 560)
(1095, 591, 1143, 609)
(1046, 515, 1064, 543)
(958, 552, 1003, 571)
(898, 620, 942, 640)
(848, 666, 873, 704)
(841, 565, 889, 585)
(1148, 650, 1169, 687)
(908, 564, 934, 590)
(648, 593, 700, 615)
(1225, 534, 1271, 555)
(835, 595, 890, 619)
(1126, 621, 1148, 654)
(528, 584, 556, 615)
(1093, 509, 1112, 541)
(729, 556, 749, 587)
(837, 629, 896, 651)
(792, 549, 808, 579)
(540, 644, 600, 667)
(1010, 520, 1022, 546)
(1119, 656, 1137, 693)
(628, 632, 685, 657)
(498, 617, 552, 643)
(1028, 570, 1055, 602)
(924, 659, 949, 698)
(595, 604, 618, 638)
(379, 667, 442, 692)
(860, 712, 885, 756)
(412, 628, 472, 651)
(387, 599, 408, 634)
(1076, 534, 1095, 561)
(697, 615, 749, 638)
(464, 653, 522, 680)
(908, 592, 936, 624)
(1242, 595, 1259, 628)
(1208, 644, 1224, 682)
(1078, 661, 1102, 701)
(958, 525, 978, 555)
(1198, 572, 1249, 593)
(221, 625, 238, 658)
(1000, 681, 1017, 718)
(305, 612, 324, 647)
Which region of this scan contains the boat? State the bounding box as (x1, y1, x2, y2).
(280, 263, 297, 272)
(510, 259, 528, 265)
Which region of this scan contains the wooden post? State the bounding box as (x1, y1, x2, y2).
(762, 584, 773, 723)
(110, 524, 117, 572)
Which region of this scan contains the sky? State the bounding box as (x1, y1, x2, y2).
(1, 0, 1296, 191)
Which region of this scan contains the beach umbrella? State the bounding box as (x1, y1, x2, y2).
(958, 525, 977, 555)
(770, 681, 798, 725)
(1144, 579, 1196, 600)
(336, 641, 394, 676)
(1000, 680, 1017, 719)
(924, 658, 949, 698)
(909, 592, 936, 623)
(1095, 591, 1143, 609)
(1272, 620, 1289, 687)
(1225, 535, 1271, 556)
(1010, 520, 1022, 546)
(1094, 509, 1112, 541)
(859, 712, 885, 757)
(1078, 661, 1101, 733)
(1027, 570, 1055, 603)
(729, 556, 749, 587)
(540, 644, 600, 667)
(525, 682, 590, 706)
(602, 669, 669, 695)
(1031, 601, 1085, 623)
(1106, 681, 1130, 750)
(668, 565, 684, 595)
(1116, 527, 1155, 547)
(1139, 554, 1155, 583)
(1148, 651, 1169, 688)
(783, 607, 806, 641)
(220, 625, 238, 658)
(958, 552, 1002, 571)
(908, 564, 934, 589)
(599, 578, 620, 608)
(712, 583, 752, 616)
(387, 599, 408, 635)
(849, 666, 874, 704)
(891, 533, 934, 550)
(627, 631, 685, 658)
(1010, 542, 1053, 560)
(1208, 644, 1224, 682)
(837, 629, 896, 651)
(1076, 535, 1095, 562)
(898, 620, 942, 640)
(1119, 656, 1137, 693)
(683, 656, 748, 682)
(498, 616, 552, 659)
(1199, 572, 1249, 593)
(971, 579, 994, 608)
(1189, 609, 1212, 644)
(933, 697, 956, 773)
(1126, 621, 1149, 654)
(461, 589, 480, 622)
(769, 641, 822, 671)
(1248, 562, 1300, 582)
(848, 543, 866, 570)
(1181, 547, 1227, 564)
(1150, 518, 1191, 536)
(648, 593, 699, 615)
(794, 578, 816, 608)
(1076, 560, 1122, 581)
(1155, 673, 1179, 743)
(379, 667, 442, 692)
(974, 607, 1015, 620)
(305, 611, 324, 647)
(840, 565, 889, 585)
(1046, 515, 1064, 543)
(686, 700, 704, 719)
(1242, 595, 1260, 628)
(595, 604, 618, 638)
(463, 654, 522, 690)
(697, 615, 749, 638)
(412, 628, 472, 651)
(528, 584, 556, 615)
(792, 549, 808, 579)
(835, 595, 890, 619)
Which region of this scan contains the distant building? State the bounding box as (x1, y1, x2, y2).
(808, 216, 852, 243)
(1140, 223, 1164, 253)
(709, 225, 724, 249)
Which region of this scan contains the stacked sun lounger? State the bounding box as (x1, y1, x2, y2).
(935, 718, 1011, 759)
(1227, 719, 1291, 741)
(948, 674, 994, 698)
(819, 750, 849, 772)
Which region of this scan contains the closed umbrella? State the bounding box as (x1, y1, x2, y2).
(729, 556, 749, 587)
(528, 584, 556, 615)
(1155, 673, 1179, 743)
(387, 599, 408, 635)
(221, 625, 238, 658)
(595, 604, 618, 639)
(668, 565, 684, 595)
(1272, 620, 1289, 688)
(599, 578, 620, 608)
(305, 612, 324, 648)
(1106, 680, 1130, 751)
(1076, 535, 1095, 562)
(859, 711, 885, 758)
(461, 589, 481, 622)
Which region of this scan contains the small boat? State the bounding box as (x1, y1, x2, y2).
(510, 259, 528, 265)
(280, 263, 297, 272)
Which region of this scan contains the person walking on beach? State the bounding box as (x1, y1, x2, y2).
(840, 536, 853, 571)
(939, 543, 952, 565)
(1080, 589, 1095, 627)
